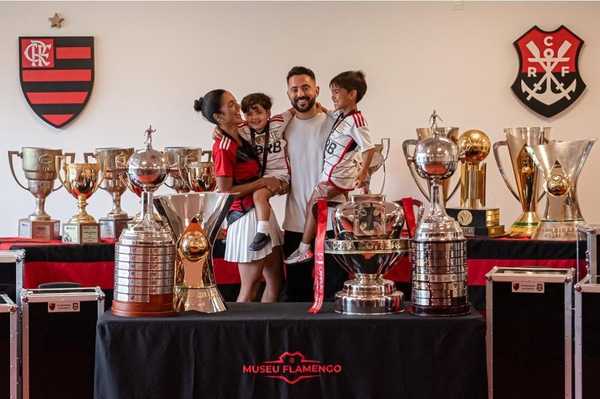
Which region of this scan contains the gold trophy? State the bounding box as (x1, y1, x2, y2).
(493, 127, 550, 238)
(185, 151, 216, 192)
(56, 156, 104, 244)
(8, 148, 75, 240)
(403, 113, 460, 204)
(446, 130, 505, 237)
(164, 147, 203, 193)
(84, 148, 134, 240)
(526, 139, 596, 240)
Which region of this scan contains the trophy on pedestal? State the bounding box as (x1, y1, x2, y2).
(446, 130, 505, 237)
(112, 126, 176, 317)
(56, 156, 103, 244)
(154, 192, 234, 313)
(526, 139, 596, 240)
(325, 194, 408, 315)
(403, 113, 460, 204)
(8, 148, 74, 240)
(164, 147, 203, 193)
(84, 148, 134, 240)
(185, 150, 216, 192)
(493, 127, 550, 238)
(410, 111, 469, 316)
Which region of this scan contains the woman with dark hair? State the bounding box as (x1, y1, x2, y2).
(194, 89, 284, 302)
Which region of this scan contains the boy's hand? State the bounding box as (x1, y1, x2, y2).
(354, 171, 369, 190)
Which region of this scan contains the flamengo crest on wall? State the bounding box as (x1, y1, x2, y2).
(511, 26, 585, 118)
(19, 36, 94, 128)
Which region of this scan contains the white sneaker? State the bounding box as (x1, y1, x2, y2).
(284, 248, 314, 264)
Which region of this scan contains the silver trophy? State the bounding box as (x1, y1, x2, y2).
(8, 147, 74, 240)
(403, 115, 460, 204)
(154, 192, 233, 313)
(526, 139, 596, 240)
(325, 194, 408, 315)
(163, 147, 203, 193)
(112, 126, 176, 317)
(410, 112, 469, 316)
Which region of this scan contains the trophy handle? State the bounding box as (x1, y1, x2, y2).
(201, 150, 213, 162)
(402, 139, 430, 200)
(492, 141, 520, 201)
(83, 152, 95, 163)
(53, 152, 75, 192)
(54, 155, 68, 192)
(8, 150, 28, 191)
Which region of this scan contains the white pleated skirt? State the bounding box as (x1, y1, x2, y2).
(224, 208, 283, 264)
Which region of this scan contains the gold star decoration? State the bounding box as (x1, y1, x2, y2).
(49, 13, 64, 29)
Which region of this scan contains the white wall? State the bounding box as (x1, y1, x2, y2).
(1, 1, 600, 236)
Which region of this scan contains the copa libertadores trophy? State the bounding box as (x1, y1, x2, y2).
(446, 130, 505, 237)
(325, 194, 407, 315)
(164, 147, 203, 193)
(84, 148, 134, 240)
(56, 155, 103, 244)
(112, 126, 176, 317)
(410, 112, 469, 316)
(154, 192, 233, 313)
(526, 139, 596, 241)
(403, 114, 460, 204)
(8, 148, 74, 240)
(493, 127, 550, 238)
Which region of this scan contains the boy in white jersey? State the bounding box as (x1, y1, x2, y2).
(239, 93, 292, 251)
(285, 71, 375, 264)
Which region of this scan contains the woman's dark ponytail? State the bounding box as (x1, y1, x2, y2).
(194, 89, 225, 125)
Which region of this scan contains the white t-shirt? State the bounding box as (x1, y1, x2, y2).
(283, 111, 333, 233)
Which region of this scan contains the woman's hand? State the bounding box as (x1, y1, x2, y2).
(261, 176, 282, 193)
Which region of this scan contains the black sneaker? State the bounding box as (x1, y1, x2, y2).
(248, 232, 271, 251)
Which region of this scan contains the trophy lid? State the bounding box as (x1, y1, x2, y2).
(128, 125, 168, 192)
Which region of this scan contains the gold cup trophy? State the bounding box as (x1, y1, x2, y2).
(8, 148, 74, 240)
(84, 148, 134, 240)
(56, 156, 104, 243)
(446, 129, 505, 237)
(185, 150, 216, 192)
(164, 147, 203, 193)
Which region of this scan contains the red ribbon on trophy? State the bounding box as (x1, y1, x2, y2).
(400, 197, 417, 238)
(309, 198, 328, 314)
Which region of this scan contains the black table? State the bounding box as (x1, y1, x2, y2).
(95, 303, 486, 399)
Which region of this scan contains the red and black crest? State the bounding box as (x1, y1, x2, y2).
(511, 26, 585, 118)
(19, 36, 94, 128)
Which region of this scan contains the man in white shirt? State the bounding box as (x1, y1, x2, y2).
(281, 66, 346, 302)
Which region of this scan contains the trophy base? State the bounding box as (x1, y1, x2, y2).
(334, 278, 403, 315)
(534, 220, 583, 241)
(509, 212, 541, 238)
(174, 284, 227, 313)
(446, 207, 505, 237)
(112, 293, 176, 317)
(18, 218, 60, 240)
(409, 301, 471, 317)
(100, 217, 131, 240)
(62, 222, 100, 244)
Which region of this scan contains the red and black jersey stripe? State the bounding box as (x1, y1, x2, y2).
(19, 36, 94, 128)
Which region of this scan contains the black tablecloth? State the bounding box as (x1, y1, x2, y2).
(95, 302, 486, 399)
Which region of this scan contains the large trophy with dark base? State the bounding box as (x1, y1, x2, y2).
(403, 115, 460, 204)
(493, 127, 550, 238)
(526, 139, 596, 240)
(164, 147, 203, 193)
(446, 130, 505, 237)
(154, 192, 233, 313)
(56, 156, 103, 244)
(325, 194, 408, 315)
(410, 113, 469, 316)
(112, 126, 176, 317)
(84, 148, 134, 239)
(8, 148, 74, 240)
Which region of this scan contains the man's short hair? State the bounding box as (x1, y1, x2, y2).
(330, 70, 367, 103)
(287, 66, 316, 84)
(241, 93, 272, 114)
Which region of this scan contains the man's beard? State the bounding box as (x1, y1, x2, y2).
(291, 96, 316, 112)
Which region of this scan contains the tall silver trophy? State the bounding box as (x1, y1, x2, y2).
(112, 126, 176, 317)
(84, 147, 134, 239)
(154, 192, 233, 313)
(403, 115, 460, 204)
(8, 147, 74, 240)
(410, 112, 469, 316)
(325, 194, 408, 315)
(526, 139, 596, 240)
(493, 127, 550, 238)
